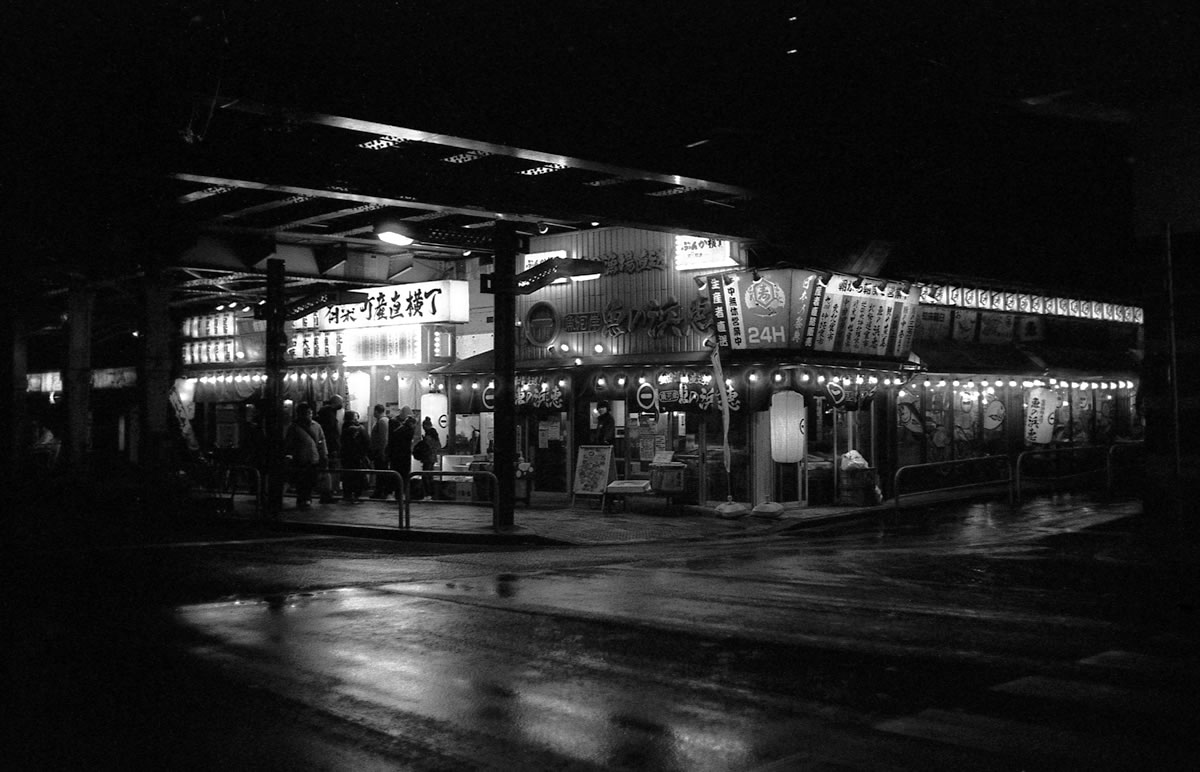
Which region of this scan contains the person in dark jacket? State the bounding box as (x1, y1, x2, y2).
(414, 417, 441, 500)
(387, 406, 416, 501)
(339, 410, 370, 503)
(369, 403, 390, 498)
(315, 394, 343, 503)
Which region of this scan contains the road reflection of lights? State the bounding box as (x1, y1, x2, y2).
(668, 726, 752, 769)
(514, 692, 609, 763)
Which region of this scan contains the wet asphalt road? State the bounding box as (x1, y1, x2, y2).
(7, 495, 1200, 770)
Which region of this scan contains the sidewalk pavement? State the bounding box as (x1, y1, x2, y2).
(247, 490, 890, 546)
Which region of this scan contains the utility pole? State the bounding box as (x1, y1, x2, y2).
(264, 258, 286, 517)
(491, 222, 524, 529)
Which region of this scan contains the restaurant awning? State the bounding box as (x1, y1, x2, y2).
(430, 350, 714, 377)
(1018, 344, 1142, 379)
(910, 341, 1041, 375)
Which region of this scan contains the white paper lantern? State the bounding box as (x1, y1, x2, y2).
(420, 391, 450, 434)
(1024, 386, 1056, 444)
(770, 391, 807, 463)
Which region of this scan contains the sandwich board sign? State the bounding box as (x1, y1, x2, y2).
(572, 445, 616, 505)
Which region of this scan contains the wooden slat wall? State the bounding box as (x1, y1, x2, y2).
(516, 228, 735, 363)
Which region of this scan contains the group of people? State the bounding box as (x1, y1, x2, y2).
(282, 395, 441, 510)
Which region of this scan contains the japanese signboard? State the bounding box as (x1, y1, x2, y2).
(701, 269, 816, 350)
(308, 280, 469, 330)
(674, 236, 737, 271)
(700, 269, 920, 358)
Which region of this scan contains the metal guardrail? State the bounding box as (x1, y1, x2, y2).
(324, 467, 406, 527)
(184, 462, 263, 517)
(405, 470, 501, 530)
(1014, 445, 1108, 503)
(893, 455, 1013, 509)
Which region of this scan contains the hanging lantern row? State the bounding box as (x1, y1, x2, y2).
(757, 366, 920, 395)
(450, 373, 570, 393)
(899, 377, 1136, 393)
(372, 372, 439, 389)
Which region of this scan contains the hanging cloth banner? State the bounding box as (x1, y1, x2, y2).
(709, 345, 732, 475)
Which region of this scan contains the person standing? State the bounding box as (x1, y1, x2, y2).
(593, 400, 615, 445)
(283, 402, 327, 510)
(339, 410, 370, 504)
(315, 395, 343, 503)
(369, 403, 390, 498)
(415, 417, 442, 500)
(388, 406, 416, 502)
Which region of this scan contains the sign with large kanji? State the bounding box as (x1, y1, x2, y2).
(700, 269, 920, 358)
(301, 280, 470, 330)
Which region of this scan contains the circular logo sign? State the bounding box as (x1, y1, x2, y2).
(743, 277, 786, 318)
(634, 382, 657, 411)
(481, 385, 495, 411)
(523, 301, 560, 347)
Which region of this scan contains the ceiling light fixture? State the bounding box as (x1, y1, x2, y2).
(374, 219, 418, 246)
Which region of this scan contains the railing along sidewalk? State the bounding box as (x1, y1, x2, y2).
(321, 467, 407, 527)
(893, 455, 1013, 509)
(405, 470, 502, 530)
(1014, 445, 1108, 503)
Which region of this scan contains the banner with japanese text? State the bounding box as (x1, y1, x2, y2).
(299, 280, 470, 330)
(700, 269, 919, 358)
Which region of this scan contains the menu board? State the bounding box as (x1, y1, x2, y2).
(572, 445, 615, 497)
(701, 268, 920, 358)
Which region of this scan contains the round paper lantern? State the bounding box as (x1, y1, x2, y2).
(770, 391, 807, 463)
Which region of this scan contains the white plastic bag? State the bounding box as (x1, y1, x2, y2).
(840, 450, 869, 470)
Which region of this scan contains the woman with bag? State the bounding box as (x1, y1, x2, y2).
(415, 418, 441, 500)
(284, 402, 327, 510)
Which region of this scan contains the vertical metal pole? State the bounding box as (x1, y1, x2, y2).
(264, 258, 286, 517)
(65, 281, 94, 473)
(0, 307, 27, 488)
(1164, 224, 1182, 484)
(139, 272, 173, 471)
(492, 222, 519, 528)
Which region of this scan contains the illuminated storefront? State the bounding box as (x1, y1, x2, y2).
(446, 226, 1144, 508)
(178, 280, 468, 451)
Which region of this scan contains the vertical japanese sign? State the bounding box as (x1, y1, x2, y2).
(702, 269, 818, 350)
(803, 273, 920, 357)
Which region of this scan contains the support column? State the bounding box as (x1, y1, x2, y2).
(264, 258, 287, 517)
(492, 222, 520, 528)
(0, 308, 28, 489)
(65, 282, 94, 474)
(139, 272, 174, 471)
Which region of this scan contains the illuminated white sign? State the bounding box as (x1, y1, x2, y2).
(674, 236, 736, 271)
(300, 280, 470, 330)
(340, 326, 423, 366)
(522, 250, 568, 271)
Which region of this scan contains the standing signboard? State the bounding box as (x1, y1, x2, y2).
(572, 445, 616, 506)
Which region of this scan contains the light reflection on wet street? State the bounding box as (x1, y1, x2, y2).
(154, 495, 1200, 769)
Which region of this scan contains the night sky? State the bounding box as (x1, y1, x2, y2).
(10, 2, 1198, 299)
